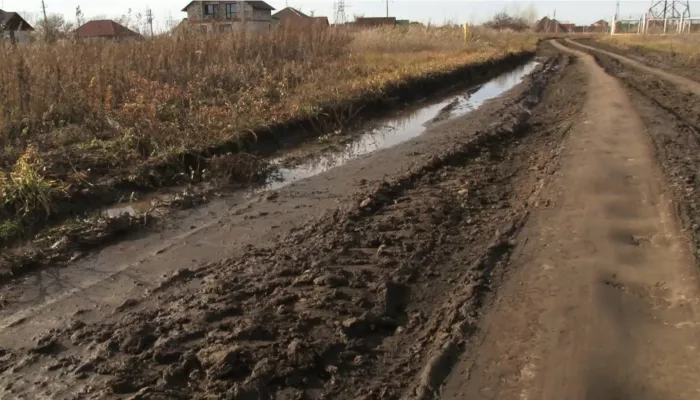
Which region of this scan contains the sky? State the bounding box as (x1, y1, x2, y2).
(3, 0, 699, 31)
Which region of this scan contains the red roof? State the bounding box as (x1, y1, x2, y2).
(74, 20, 143, 39)
(560, 23, 575, 32)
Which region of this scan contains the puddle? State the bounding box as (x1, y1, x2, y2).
(265, 60, 540, 190)
(103, 185, 193, 218)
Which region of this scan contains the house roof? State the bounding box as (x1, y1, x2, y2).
(75, 20, 143, 39)
(0, 9, 34, 31)
(560, 23, 575, 31)
(534, 16, 568, 33)
(311, 16, 329, 25)
(181, 1, 275, 12)
(272, 7, 309, 19)
(354, 17, 397, 26)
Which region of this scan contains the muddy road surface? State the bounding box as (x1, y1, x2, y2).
(2, 42, 700, 399)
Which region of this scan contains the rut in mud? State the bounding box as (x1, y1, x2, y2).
(0, 52, 579, 399)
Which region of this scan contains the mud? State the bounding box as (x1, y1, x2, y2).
(7, 40, 700, 400)
(0, 53, 582, 399)
(571, 40, 700, 265)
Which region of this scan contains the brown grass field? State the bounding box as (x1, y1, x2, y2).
(0, 26, 536, 244)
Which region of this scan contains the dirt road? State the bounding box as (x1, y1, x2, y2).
(2, 41, 700, 399)
(441, 40, 700, 399)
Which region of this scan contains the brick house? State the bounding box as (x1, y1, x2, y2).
(272, 7, 329, 28)
(182, 1, 275, 32)
(74, 20, 144, 40)
(0, 9, 33, 43)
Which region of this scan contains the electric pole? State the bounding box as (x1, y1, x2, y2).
(239, 0, 246, 25)
(386, 0, 389, 17)
(146, 7, 154, 37)
(41, 0, 52, 41)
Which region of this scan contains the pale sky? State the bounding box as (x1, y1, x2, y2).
(3, 0, 698, 31)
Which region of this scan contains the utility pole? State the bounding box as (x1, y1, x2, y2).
(146, 7, 154, 37)
(40, 0, 52, 41)
(239, 0, 246, 25)
(386, 0, 389, 17)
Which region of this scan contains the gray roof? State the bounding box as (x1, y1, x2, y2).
(0, 9, 34, 31)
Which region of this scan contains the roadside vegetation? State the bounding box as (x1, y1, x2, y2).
(0, 24, 536, 259)
(596, 34, 700, 68)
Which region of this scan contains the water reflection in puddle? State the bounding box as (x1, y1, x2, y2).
(266, 60, 540, 190)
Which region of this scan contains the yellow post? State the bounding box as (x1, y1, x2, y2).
(464, 23, 470, 42)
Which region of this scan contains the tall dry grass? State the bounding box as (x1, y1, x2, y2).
(0, 25, 535, 232)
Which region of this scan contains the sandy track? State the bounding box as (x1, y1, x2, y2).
(565, 38, 700, 96)
(440, 40, 700, 399)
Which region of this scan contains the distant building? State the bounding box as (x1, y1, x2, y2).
(74, 20, 144, 40)
(534, 16, 568, 33)
(354, 17, 397, 28)
(272, 7, 329, 28)
(591, 19, 611, 32)
(182, 1, 275, 33)
(560, 23, 575, 32)
(0, 9, 33, 43)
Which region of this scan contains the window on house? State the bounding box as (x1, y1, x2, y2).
(225, 3, 237, 19)
(203, 4, 218, 16)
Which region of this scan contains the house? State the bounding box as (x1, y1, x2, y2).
(272, 7, 328, 28)
(182, 1, 275, 32)
(534, 16, 568, 33)
(310, 16, 329, 26)
(75, 20, 143, 40)
(560, 23, 575, 33)
(591, 19, 610, 32)
(0, 9, 33, 43)
(354, 17, 397, 28)
(272, 7, 307, 26)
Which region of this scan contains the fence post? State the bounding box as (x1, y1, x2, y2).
(463, 23, 470, 43)
(611, 15, 616, 35)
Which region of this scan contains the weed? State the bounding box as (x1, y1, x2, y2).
(0, 146, 65, 218)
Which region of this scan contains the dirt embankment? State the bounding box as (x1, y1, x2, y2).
(0, 52, 586, 399)
(564, 40, 700, 264)
(575, 37, 700, 83)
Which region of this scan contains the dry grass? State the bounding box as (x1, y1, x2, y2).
(597, 34, 700, 67)
(0, 25, 535, 235)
